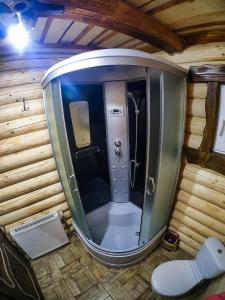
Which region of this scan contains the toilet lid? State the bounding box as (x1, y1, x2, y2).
(151, 260, 199, 297)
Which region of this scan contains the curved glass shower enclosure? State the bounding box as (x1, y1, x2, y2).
(42, 49, 186, 266)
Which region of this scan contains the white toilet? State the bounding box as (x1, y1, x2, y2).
(151, 237, 225, 297)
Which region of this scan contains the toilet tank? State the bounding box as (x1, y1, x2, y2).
(196, 237, 225, 279)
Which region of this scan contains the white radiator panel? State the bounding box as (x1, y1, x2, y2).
(10, 212, 69, 259)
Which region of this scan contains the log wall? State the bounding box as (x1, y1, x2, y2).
(185, 83, 207, 149)
(0, 43, 225, 256)
(159, 42, 225, 256)
(0, 51, 76, 235)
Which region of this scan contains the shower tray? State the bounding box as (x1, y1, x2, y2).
(86, 202, 142, 251)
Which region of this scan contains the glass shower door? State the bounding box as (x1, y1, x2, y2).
(44, 79, 92, 240)
(139, 68, 162, 245)
(139, 68, 186, 245)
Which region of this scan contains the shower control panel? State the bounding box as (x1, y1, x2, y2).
(104, 81, 129, 203)
(108, 106, 124, 117)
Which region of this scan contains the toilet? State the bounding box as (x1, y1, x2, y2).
(151, 237, 225, 297)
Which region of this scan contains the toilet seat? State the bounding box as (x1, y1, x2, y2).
(151, 260, 202, 297)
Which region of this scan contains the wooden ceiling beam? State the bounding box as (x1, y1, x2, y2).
(39, 0, 184, 53)
(146, 0, 191, 15)
(184, 29, 225, 47)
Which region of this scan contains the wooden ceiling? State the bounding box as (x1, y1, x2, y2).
(20, 0, 225, 53)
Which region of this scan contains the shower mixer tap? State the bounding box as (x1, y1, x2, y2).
(115, 140, 121, 147)
(115, 140, 122, 157)
(115, 148, 121, 157)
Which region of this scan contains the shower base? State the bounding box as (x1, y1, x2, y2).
(73, 220, 165, 267)
(72, 201, 166, 267)
(86, 201, 142, 251)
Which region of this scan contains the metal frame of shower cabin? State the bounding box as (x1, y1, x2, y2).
(41, 49, 187, 267)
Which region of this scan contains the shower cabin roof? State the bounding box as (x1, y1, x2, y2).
(41, 48, 187, 88)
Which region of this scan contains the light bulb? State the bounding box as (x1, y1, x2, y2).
(7, 23, 29, 50)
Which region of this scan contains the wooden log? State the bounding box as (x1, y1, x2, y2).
(0, 114, 47, 140)
(180, 177, 225, 210)
(182, 163, 225, 194)
(187, 83, 207, 99)
(0, 170, 60, 203)
(172, 209, 225, 243)
(177, 190, 225, 223)
(169, 226, 201, 251)
(0, 158, 56, 188)
(184, 133, 202, 149)
(0, 52, 72, 62)
(0, 58, 65, 72)
(157, 42, 225, 64)
(0, 82, 41, 95)
(0, 99, 44, 123)
(0, 144, 53, 173)
(186, 29, 225, 52)
(66, 218, 73, 227)
(65, 226, 75, 234)
(0, 69, 44, 82)
(175, 201, 225, 236)
(0, 192, 66, 226)
(180, 61, 225, 70)
(170, 218, 205, 244)
(0, 182, 63, 215)
(0, 70, 45, 88)
(0, 128, 50, 156)
(169, 10, 225, 31)
(63, 210, 71, 219)
(189, 64, 225, 83)
(153, 0, 223, 26)
(186, 98, 206, 118)
(186, 116, 206, 136)
(4, 202, 68, 233)
(70, 226, 75, 233)
(179, 241, 197, 256)
(0, 83, 42, 106)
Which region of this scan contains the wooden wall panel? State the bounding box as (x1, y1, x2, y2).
(159, 42, 225, 256)
(0, 53, 72, 236)
(170, 164, 225, 256)
(182, 82, 207, 149)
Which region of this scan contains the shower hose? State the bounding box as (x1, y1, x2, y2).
(127, 92, 139, 189)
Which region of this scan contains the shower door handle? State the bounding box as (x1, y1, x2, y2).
(146, 176, 155, 196)
(69, 174, 78, 192)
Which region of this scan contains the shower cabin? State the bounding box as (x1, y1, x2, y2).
(42, 49, 186, 266)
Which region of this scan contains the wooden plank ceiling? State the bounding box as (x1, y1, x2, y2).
(30, 0, 225, 53)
